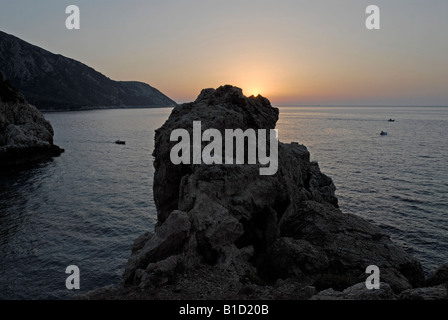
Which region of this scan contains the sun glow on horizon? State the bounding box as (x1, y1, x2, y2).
(3, 1, 444, 106)
(245, 88, 263, 97)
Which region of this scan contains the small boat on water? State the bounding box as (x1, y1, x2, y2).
(388, 119, 395, 122)
(115, 140, 126, 145)
(380, 131, 387, 136)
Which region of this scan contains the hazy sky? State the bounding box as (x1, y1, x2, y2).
(1, 0, 448, 105)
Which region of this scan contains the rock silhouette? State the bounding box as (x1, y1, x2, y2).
(115, 86, 427, 297)
(0, 73, 63, 167)
(85, 85, 446, 300)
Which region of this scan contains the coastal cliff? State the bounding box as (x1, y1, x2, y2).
(0, 30, 177, 110)
(86, 85, 446, 300)
(0, 72, 64, 167)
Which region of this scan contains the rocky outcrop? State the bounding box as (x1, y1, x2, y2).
(425, 264, 448, 287)
(0, 73, 63, 167)
(0, 30, 177, 110)
(312, 278, 446, 300)
(108, 85, 430, 300)
(398, 285, 447, 300)
(310, 282, 396, 300)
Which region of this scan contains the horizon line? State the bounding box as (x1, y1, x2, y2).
(272, 104, 448, 108)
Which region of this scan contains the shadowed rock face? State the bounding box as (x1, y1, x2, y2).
(153, 85, 282, 224)
(121, 85, 425, 297)
(0, 74, 64, 167)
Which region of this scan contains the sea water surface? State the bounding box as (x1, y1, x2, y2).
(0, 106, 447, 299)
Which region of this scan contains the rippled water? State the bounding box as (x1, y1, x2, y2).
(277, 106, 448, 275)
(1, 106, 447, 299)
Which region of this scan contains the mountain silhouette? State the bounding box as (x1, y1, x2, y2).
(0, 30, 177, 110)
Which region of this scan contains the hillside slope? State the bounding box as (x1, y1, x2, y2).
(0, 31, 177, 110)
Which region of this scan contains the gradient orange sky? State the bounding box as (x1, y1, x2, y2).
(1, 0, 448, 105)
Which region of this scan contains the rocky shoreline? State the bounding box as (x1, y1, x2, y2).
(84, 85, 447, 300)
(0, 72, 64, 168)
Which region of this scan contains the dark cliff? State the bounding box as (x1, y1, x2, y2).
(0, 73, 63, 167)
(0, 30, 177, 110)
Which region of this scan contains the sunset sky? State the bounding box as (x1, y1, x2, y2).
(1, 0, 448, 105)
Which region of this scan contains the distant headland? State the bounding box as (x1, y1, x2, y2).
(0, 30, 177, 111)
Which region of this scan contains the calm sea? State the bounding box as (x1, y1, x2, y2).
(0, 106, 447, 299)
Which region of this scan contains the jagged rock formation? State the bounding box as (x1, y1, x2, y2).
(0, 72, 64, 167)
(101, 85, 431, 299)
(0, 30, 177, 110)
(311, 282, 447, 300)
(82, 85, 448, 300)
